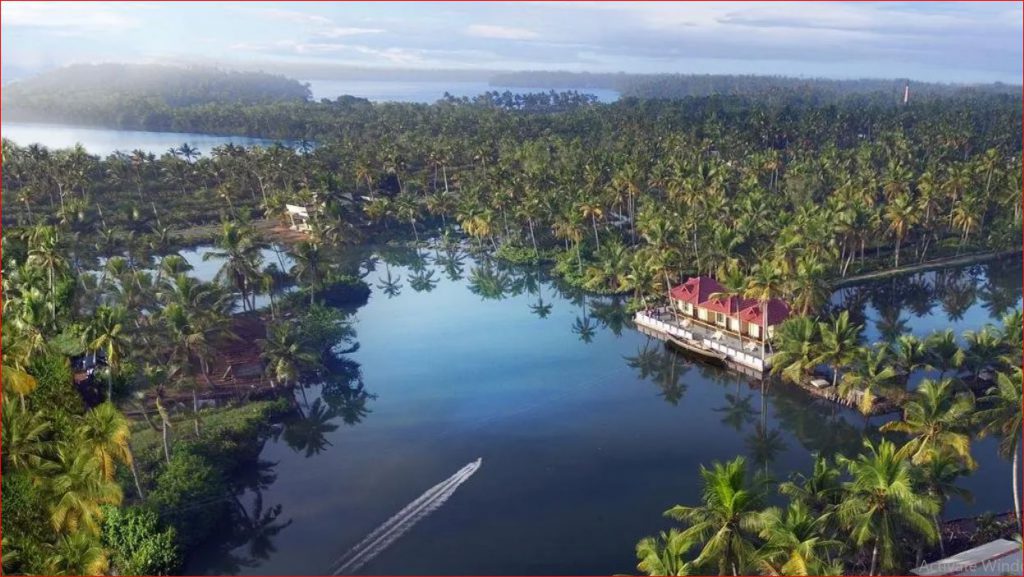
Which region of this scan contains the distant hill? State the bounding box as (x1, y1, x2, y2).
(490, 71, 1022, 102)
(2, 63, 311, 125)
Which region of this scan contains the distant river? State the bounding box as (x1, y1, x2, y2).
(0, 121, 290, 157)
(304, 79, 620, 103)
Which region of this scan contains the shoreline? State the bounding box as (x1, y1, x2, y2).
(833, 249, 1022, 287)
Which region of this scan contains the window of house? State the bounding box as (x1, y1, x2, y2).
(715, 312, 726, 325)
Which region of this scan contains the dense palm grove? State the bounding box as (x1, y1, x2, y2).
(2, 84, 1022, 575)
(635, 310, 1022, 576)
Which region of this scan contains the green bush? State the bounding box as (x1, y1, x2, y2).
(147, 452, 227, 549)
(28, 353, 84, 437)
(102, 506, 181, 575)
(1, 472, 52, 574)
(494, 243, 556, 265)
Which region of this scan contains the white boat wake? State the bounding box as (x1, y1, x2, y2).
(330, 458, 483, 575)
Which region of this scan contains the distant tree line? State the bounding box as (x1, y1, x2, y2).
(490, 71, 1021, 103)
(1, 64, 311, 127)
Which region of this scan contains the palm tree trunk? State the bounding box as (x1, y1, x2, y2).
(869, 541, 879, 576)
(591, 214, 601, 250)
(528, 219, 538, 258)
(127, 447, 145, 500)
(934, 514, 945, 557)
(192, 388, 201, 437)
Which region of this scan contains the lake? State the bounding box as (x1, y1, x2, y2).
(0, 122, 292, 157)
(304, 79, 620, 104)
(186, 249, 1021, 575)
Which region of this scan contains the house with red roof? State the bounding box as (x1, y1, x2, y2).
(668, 276, 791, 341)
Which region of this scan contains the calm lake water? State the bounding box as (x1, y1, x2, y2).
(0, 122, 291, 157)
(304, 79, 620, 104)
(186, 250, 1021, 575)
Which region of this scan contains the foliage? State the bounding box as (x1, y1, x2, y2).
(146, 452, 227, 549)
(101, 506, 181, 575)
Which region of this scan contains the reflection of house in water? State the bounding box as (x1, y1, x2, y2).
(285, 204, 315, 231)
(634, 275, 791, 373)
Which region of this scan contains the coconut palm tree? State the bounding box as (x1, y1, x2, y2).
(770, 317, 820, 384)
(975, 367, 1023, 532)
(880, 378, 976, 468)
(883, 192, 919, 267)
(635, 529, 695, 576)
(49, 446, 123, 536)
(258, 322, 320, 390)
(779, 455, 843, 518)
(745, 261, 787, 361)
(756, 501, 841, 576)
(837, 439, 939, 575)
(204, 221, 265, 311)
(77, 402, 144, 499)
(26, 226, 68, 322)
(890, 334, 930, 378)
(962, 326, 1004, 381)
(840, 344, 898, 414)
(916, 452, 972, 558)
(787, 257, 832, 317)
(1, 397, 50, 475)
(665, 456, 768, 576)
(813, 311, 863, 388)
(83, 305, 130, 401)
(290, 241, 325, 304)
(44, 533, 109, 576)
(925, 330, 965, 378)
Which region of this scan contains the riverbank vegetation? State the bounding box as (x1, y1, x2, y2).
(1, 216, 369, 573)
(635, 355, 1022, 575)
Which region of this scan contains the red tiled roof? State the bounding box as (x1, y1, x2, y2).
(739, 299, 791, 326)
(669, 276, 724, 305)
(702, 294, 755, 315)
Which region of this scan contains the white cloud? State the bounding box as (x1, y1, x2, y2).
(249, 7, 334, 27)
(319, 27, 385, 38)
(1, 2, 140, 33)
(466, 24, 538, 40)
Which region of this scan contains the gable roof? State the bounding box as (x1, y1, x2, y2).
(701, 294, 754, 315)
(738, 299, 791, 326)
(669, 276, 724, 305)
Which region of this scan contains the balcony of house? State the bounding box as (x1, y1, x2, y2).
(633, 306, 772, 372)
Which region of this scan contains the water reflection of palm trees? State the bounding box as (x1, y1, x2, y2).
(468, 259, 512, 300)
(233, 492, 293, 562)
(376, 264, 403, 298)
(589, 296, 629, 336)
(434, 248, 465, 282)
(571, 293, 598, 343)
(408, 269, 438, 292)
(747, 423, 787, 476)
(714, 392, 757, 431)
(529, 289, 553, 319)
(834, 259, 1021, 338)
(624, 338, 691, 406)
(282, 398, 339, 458)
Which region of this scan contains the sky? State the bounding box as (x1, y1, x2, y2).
(2, 1, 1022, 83)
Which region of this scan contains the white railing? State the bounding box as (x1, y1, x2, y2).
(634, 309, 769, 372)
